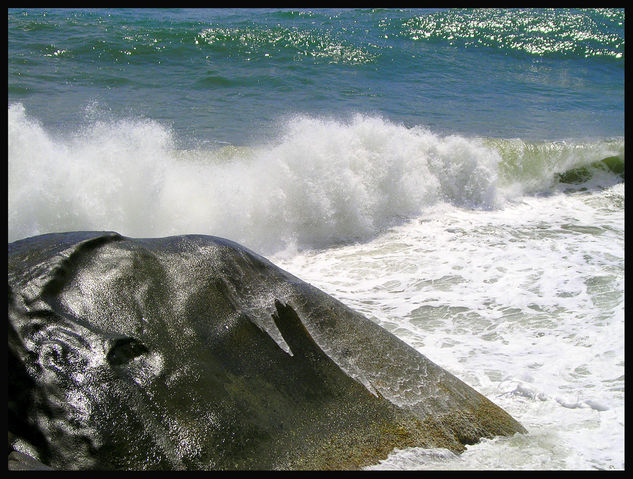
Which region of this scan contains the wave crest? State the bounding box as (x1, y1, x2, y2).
(8, 104, 623, 254)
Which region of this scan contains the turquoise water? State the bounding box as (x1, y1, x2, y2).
(8, 8, 625, 470)
(8, 8, 624, 145)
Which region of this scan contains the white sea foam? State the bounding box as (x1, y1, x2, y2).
(275, 183, 624, 470)
(8, 104, 500, 251)
(8, 104, 622, 255)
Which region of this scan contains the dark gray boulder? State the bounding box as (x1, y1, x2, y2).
(8, 232, 526, 470)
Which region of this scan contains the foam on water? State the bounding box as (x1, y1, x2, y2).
(7, 103, 623, 256)
(274, 182, 624, 470)
(8, 103, 498, 248)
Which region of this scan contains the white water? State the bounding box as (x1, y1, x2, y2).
(8, 103, 625, 470)
(274, 187, 624, 470)
(8, 103, 622, 251)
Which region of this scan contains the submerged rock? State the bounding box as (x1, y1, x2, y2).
(8, 232, 526, 470)
(557, 155, 624, 184)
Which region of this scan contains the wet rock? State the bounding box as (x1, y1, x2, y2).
(8, 232, 526, 470)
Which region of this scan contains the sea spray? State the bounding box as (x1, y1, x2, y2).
(8, 103, 623, 256)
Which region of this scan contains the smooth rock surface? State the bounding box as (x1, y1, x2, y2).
(8, 232, 526, 470)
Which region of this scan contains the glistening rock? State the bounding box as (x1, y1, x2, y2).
(8, 232, 526, 470)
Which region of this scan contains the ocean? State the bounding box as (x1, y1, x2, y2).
(8, 8, 624, 470)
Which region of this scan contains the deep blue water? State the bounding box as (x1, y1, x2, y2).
(8, 8, 625, 146)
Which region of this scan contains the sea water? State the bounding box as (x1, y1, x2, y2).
(8, 8, 624, 470)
